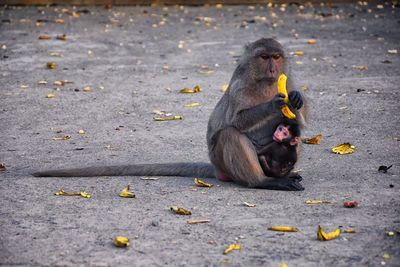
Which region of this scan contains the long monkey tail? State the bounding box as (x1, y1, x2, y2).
(32, 162, 216, 178)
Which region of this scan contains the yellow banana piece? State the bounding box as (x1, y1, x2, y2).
(268, 226, 299, 232)
(317, 225, 341, 241)
(277, 74, 296, 119)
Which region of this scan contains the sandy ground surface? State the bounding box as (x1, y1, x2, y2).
(0, 2, 399, 267)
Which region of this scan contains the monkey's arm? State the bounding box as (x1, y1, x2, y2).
(230, 93, 286, 131)
(256, 177, 304, 191)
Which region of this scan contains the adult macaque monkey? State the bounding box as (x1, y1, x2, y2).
(34, 38, 306, 191)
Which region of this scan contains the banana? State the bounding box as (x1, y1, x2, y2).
(277, 74, 296, 119)
(268, 226, 299, 232)
(317, 225, 341, 241)
(119, 185, 135, 198)
(113, 236, 129, 247)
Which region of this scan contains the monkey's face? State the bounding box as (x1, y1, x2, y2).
(252, 51, 284, 84)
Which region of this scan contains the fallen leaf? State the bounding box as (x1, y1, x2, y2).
(268, 226, 299, 232)
(302, 134, 322, 145)
(113, 236, 129, 247)
(78, 129, 85, 134)
(278, 263, 289, 267)
(20, 85, 29, 89)
(46, 93, 55, 98)
(50, 52, 62, 57)
(387, 49, 397, 54)
(317, 225, 340, 241)
(119, 185, 135, 198)
(331, 143, 355, 154)
(307, 39, 317, 44)
(344, 228, 356, 233)
(38, 80, 48, 85)
(52, 135, 71, 140)
(194, 178, 213, 188)
(180, 85, 202, 94)
(83, 86, 92, 92)
(221, 84, 229, 92)
(223, 244, 241, 255)
(46, 62, 57, 69)
(170, 206, 191, 215)
(353, 65, 368, 71)
(0, 163, 6, 171)
(294, 51, 304, 56)
(187, 219, 210, 224)
(243, 202, 256, 207)
(53, 81, 65, 86)
(55, 19, 65, 24)
(184, 102, 201, 107)
(198, 70, 215, 75)
(55, 189, 91, 198)
(38, 35, 51, 40)
(295, 61, 303, 65)
(56, 34, 67, 41)
(378, 165, 392, 173)
(343, 201, 358, 208)
(304, 200, 331, 204)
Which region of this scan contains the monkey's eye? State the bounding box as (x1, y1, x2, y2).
(272, 54, 281, 60)
(260, 54, 269, 60)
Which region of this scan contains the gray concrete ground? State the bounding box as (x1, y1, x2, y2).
(0, 2, 399, 266)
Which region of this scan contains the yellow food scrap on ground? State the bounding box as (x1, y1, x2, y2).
(113, 236, 129, 247)
(180, 85, 202, 94)
(278, 263, 289, 267)
(170, 206, 191, 215)
(46, 62, 57, 69)
(294, 51, 304, 56)
(305, 200, 331, 204)
(55, 189, 91, 198)
(317, 225, 340, 241)
(344, 228, 356, 233)
(194, 178, 213, 188)
(223, 244, 241, 254)
(331, 143, 355, 154)
(268, 226, 299, 232)
(221, 84, 229, 92)
(184, 102, 201, 107)
(119, 185, 135, 198)
(307, 39, 317, 44)
(52, 135, 71, 140)
(243, 202, 256, 207)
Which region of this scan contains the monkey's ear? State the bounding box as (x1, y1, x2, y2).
(290, 137, 300, 146)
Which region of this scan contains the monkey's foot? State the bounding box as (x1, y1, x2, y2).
(289, 173, 303, 182)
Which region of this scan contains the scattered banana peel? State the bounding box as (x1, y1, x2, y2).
(153, 110, 183, 121)
(277, 74, 296, 119)
(55, 189, 91, 198)
(305, 200, 331, 204)
(52, 135, 71, 141)
(278, 263, 289, 267)
(187, 219, 210, 224)
(47, 62, 57, 69)
(46, 93, 56, 99)
(317, 225, 340, 241)
(170, 206, 191, 215)
(113, 236, 129, 247)
(302, 134, 322, 145)
(194, 178, 213, 188)
(268, 226, 299, 232)
(184, 102, 200, 107)
(331, 143, 355, 155)
(223, 244, 241, 255)
(180, 85, 202, 94)
(221, 84, 229, 92)
(243, 202, 256, 207)
(344, 228, 356, 233)
(119, 185, 135, 198)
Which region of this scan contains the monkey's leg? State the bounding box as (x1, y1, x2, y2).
(212, 127, 304, 191)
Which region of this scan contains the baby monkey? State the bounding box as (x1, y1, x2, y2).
(257, 120, 300, 178)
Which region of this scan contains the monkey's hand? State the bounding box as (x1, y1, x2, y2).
(257, 177, 304, 191)
(272, 93, 286, 109)
(288, 91, 303, 110)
